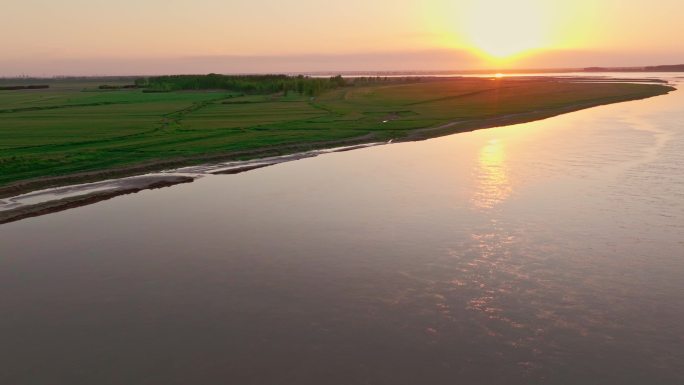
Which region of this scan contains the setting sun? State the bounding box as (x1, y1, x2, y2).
(460, 0, 550, 61)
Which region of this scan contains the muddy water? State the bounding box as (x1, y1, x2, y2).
(1, 76, 683, 385)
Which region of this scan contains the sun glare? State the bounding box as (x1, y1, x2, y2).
(460, 0, 551, 62)
(472, 138, 511, 209)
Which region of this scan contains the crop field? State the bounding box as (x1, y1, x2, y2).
(0, 77, 673, 189)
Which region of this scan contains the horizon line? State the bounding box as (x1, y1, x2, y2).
(2, 64, 683, 79)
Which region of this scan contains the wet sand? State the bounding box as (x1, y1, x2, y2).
(0, 175, 194, 225)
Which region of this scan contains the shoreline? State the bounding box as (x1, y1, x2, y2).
(0, 175, 194, 225)
(0, 133, 378, 199)
(0, 84, 675, 225)
(403, 89, 675, 140)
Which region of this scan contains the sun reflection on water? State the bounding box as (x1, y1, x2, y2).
(472, 139, 512, 209)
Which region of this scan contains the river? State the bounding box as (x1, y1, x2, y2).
(1, 75, 682, 385)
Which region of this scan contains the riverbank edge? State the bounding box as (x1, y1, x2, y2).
(0, 85, 675, 223)
(0, 176, 194, 225)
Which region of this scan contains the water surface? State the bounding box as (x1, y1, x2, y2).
(1, 76, 683, 385)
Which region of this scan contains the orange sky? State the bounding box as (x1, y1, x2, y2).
(2, 0, 683, 76)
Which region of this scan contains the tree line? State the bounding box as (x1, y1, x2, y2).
(136, 74, 345, 96)
(0, 85, 49, 90)
(135, 74, 420, 96)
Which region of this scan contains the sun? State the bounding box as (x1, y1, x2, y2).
(460, 0, 551, 62)
(422, 0, 595, 67)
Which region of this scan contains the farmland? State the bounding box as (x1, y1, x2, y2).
(0, 76, 674, 194)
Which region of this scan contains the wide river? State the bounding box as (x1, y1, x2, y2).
(1, 75, 683, 385)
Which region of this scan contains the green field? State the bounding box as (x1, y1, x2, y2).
(0, 77, 673, 193)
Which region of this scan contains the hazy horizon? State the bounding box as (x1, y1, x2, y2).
(2, 50, 683, 78)
(3, 0, 683, 77)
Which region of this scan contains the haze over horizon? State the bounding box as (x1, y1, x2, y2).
(3, 0, 683, 76)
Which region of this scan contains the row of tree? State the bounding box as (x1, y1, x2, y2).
(136, 74, 346, 96)
(135, 74, 420, 96)
(0, 85, 49, 90)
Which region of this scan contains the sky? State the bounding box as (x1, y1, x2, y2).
(1, 0, 683, 76)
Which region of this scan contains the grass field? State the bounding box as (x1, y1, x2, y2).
(0, 77, 674, 193)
